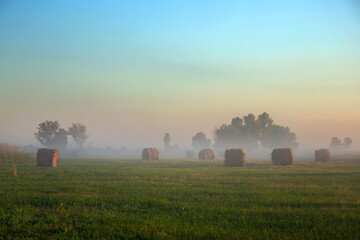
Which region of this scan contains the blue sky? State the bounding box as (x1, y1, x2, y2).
(0, 0, 359, 148)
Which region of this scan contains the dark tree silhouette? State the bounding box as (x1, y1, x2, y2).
(192, 132, 211, 152)
(330, 137, 342, 149)
(213, 112, 298, 151)
(163, 133, 171, 150)
(68, 123, 88, 156)
(261, 125, 298, 149)
(257, 112, 273, 133)
(34, 121, 68, 149)
(343, 137, 353, 148)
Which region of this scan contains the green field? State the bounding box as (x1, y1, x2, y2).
(1, 159, 359, 239)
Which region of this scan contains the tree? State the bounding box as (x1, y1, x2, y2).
(343, 137, 353, 148)
(34, 120, 68, 149)
(163, 133, 171, 150)
(330, 137, 342, 149)
(68, 123, 88, 156)
(257, 112, 273, 133)
(242, 113, 260, 149)
(213, 112, 298, 152)
(192, 132, 211, 152)
(261, 125, 298, 149)
(330, 136, 353, 150)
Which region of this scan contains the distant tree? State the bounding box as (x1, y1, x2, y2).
(34, 121, 68, 149)
(257, 112, 273, 133)
(68, 123, 88, 156)
(242, 113, 260, 149)
(342, 137, 353, 148)
(330, 137, 342, 149)
(192, 132, 211, 152)
(213, 112, 298, 151)
(163, 133, 171, 149)
(261, 125, 298, 149)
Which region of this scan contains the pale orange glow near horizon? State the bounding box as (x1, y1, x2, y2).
(1, 77, 359, 150)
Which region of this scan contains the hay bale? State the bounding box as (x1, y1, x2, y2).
(198, 148, 215, 160)
(142, 148, 151, 160)
(315, 149, 330, 162)
(186, 150, 195, 159)
(142, 148, 159, 160)
(151, 148, 159, 160)
(271, 148, 293, 166)
(36, 148, 59, 167)
(224, 148, 246, 167)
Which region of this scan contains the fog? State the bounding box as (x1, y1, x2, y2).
(2, 113, 359, 160)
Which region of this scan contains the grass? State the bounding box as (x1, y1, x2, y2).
(0, 159, 359, 239)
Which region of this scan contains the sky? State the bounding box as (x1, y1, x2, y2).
(0, 0, 360, 149)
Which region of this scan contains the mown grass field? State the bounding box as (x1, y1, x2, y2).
(0, 159, 359, 239)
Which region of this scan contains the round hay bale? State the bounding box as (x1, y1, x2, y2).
(151, 148, 159, 160)
(271, 148, 293, 166)
(315, 149, 330, 162)
(185, 150, 195, 159)
(142, 148, 159, 160)
(198, 148, 215, 160)
(36, 148, 59, 167)
(224, 148, 246, 167)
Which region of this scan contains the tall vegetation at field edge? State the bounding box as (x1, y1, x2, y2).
(0, 143, 35, 164)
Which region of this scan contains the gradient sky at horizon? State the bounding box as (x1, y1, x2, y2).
(1, 0, 360, 149)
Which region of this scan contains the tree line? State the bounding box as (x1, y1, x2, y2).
(35, 113, 353, 155)
(34, 121, 88, 155)
(330, 137, 353, 150)
(164, 112, 298, 153)
(166, 112, 354, 152)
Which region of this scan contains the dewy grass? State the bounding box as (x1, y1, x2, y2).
(0, 159, 359, 239)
